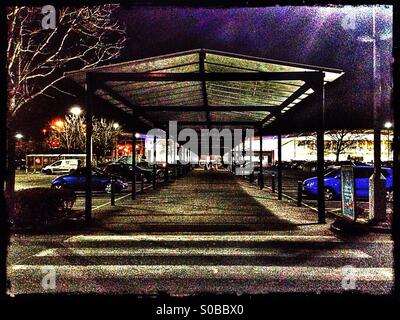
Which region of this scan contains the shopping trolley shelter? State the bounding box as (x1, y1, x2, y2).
(65, 48, 344, 227)
(10, 49, 398, 295)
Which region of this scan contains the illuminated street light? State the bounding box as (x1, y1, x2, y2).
(135, 133, 140, 138)
(15, 133, 23, 139)
(384, 121, 392, 129)
(55, 120, 64, 128)
(70, 105, 82, 116)
(113, 122, 120, 129)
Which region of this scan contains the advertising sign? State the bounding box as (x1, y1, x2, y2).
(341, 165, 357, 221)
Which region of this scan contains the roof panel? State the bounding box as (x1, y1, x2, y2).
(211, 111, 268, 122)
(65, 48, 344, 130)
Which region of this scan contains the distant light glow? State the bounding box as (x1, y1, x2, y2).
(70, 105, 82, 116)
(113, 122, 120, 129)
(15, 133, 23, 139)
(384, 121, 392, 129)
(55, 120, 64, 128)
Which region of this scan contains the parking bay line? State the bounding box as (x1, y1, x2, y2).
(11, 265, 393, 282)
(65, 234, 342, 242)
(34, 247, 371, 259)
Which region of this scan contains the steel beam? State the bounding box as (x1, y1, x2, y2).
(260, 83, 310, 126)
(98, 83, 154, 127)
(91, 71, 322, 83)
(133, 105, 278, 112)
(199, 51, 210, 127)
(162, 121, 257, 126)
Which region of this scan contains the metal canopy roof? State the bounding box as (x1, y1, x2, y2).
(66, 48, 344, 130)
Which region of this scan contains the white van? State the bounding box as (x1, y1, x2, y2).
(42, 159, 80, 175)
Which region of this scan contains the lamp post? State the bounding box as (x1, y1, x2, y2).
(355, 6, 390, 222)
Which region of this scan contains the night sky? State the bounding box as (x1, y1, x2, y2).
(17, 5, 393, 138)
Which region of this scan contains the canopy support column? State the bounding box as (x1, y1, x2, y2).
(259, 132, 264, 190)
(85, 74, 94, 222)
(153, 135, 157, 189)
(242, 132, 245, 177)
(165, 126, 169, 182)
(131, 122, 136, 200)
(277, 132, 282, 200)
(315, 72, 326, 224)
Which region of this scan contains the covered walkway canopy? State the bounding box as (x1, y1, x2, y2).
(65, 48, 344, 224)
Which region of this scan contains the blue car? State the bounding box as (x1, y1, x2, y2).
(51, 167, 128, 193)
(302, 166, 393, 201)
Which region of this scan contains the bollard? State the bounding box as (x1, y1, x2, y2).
(141, 173, 144, 193)
(110, 176, 115, 206)
(271, 174, 276, 193)
(297, 180, 303, 207)
(173, 166, 176, 179)
(250, 172, 254, 183)
(259, 172, 264, 190)
(152, 166, 156, 190)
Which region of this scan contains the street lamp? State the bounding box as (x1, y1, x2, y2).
(113, 122, 120, 129)
(70, 105, 82, 116)
(384, 121, 392, 160)
(384, 121, 392, 129)
(54, 119, 64, 128)
(15, 133, 23, 140)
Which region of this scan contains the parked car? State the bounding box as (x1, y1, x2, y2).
(51, 167, 127, 193)
(137, 161, 171, 178)
(15, 158, 26, 170)
(104, 162, 155, 182)
(42, 159, 80, 175)
(302, 166, 393, 201)
(382, 161, 393, 168)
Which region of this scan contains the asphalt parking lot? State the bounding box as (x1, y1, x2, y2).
(14, 170, 156, 211)
(250, 168, 393, 219)
(15, 168, 393, 219)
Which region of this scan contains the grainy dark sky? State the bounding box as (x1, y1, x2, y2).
(18, 5, 394, 137)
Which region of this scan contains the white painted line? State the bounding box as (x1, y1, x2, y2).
(34, 247, 371, 259)
(11, 265, 393, 282)
(92, 192, 132, 211)
(65, 234, 342, 243)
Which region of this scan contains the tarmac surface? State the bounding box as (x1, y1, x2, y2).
(7, 169, 394, 295)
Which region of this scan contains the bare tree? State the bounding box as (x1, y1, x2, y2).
(6, 5, 126, 192)
(92, 119, 122, 162)
(47, 114, 86, 152)
(327, 129, 367, 162)
(295, 130, 367, 162)
(48, 116, 121, 162)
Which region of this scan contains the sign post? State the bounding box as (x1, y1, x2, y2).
(341, 165, 357, 221)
